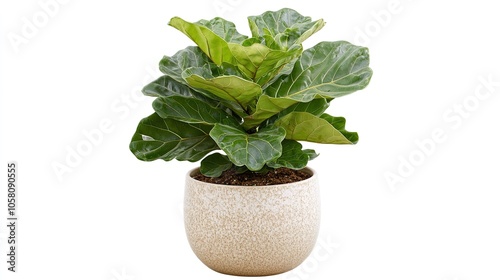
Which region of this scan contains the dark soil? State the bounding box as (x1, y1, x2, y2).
(192, 168, 312, 186)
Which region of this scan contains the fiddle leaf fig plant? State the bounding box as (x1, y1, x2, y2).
(130, 8, 373, 177)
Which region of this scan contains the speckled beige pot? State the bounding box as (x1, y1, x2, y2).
(184, 167, 320, 276)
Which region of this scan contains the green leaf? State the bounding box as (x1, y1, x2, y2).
(200, 153, 233, 177)
(142, 75, 214, 104)
(263, 57, 298, 86)
(197, 18, 248, 43)
(130, 113, 218, 162)
(169, 17, 246, 65)
(228, 43, 302, 85)
(303, 149, 319, 161)
(182, 67, 262, 113)
(243, 95, 297, 129)
(209, 124, 286, 171)
(274, 112, 358, 144)
(233, 165, 250, 174)
(159, 46, 213, 83)
(152, 96, 241, 127)
(244, 95, 330, 129)
(244, 41, 372, 128)
(167, 16, 305, 87)
(267, 98, 330, 125)
(320, 113, 359, 143)
(267, 41, 373, 100)
(143, 75, 196, 97)
(248, 8, 325, 49)
(267, 140, 311, 170)
(159, 47, 248, 117)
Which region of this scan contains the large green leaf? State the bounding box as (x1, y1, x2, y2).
(274, 112, 358, 144)
(267, 140, 314, 170)
(200, 153, 233, 177)
(169, 17, 246, 65)
(152, 96, 240, 127)
(182, 67, 261, 113)
(209, 124, 286, 171)
(248, 8, 325, 49)
(130, 113, 218, 162)
(267, 41, 373, 99)
(244, 41, 372, 128)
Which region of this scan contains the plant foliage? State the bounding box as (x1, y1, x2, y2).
(130, 8, 372, 177)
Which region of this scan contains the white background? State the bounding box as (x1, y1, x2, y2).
(1, 0, 500, 279)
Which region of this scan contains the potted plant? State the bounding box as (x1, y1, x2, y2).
(129, 8, 372, 276)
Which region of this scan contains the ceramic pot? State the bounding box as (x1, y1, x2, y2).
(184, 167, 320, 276)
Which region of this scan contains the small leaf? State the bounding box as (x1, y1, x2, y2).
(228, 43, 302, 85)
(274, 112, 358, 144)
(209, 124, 286, 171)
(200, 153, 233, 177)
(303, 149, 319, 161)
(130, 113, 218, 162)
(152, 96, 241, 127)
(267, 140, 310, 170)
(254, 165, 272, 174)
(248, 8, 325, 49)
(233, 165, 250, 174)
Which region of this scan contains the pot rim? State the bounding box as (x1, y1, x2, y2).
(186, 166, 317, 189)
